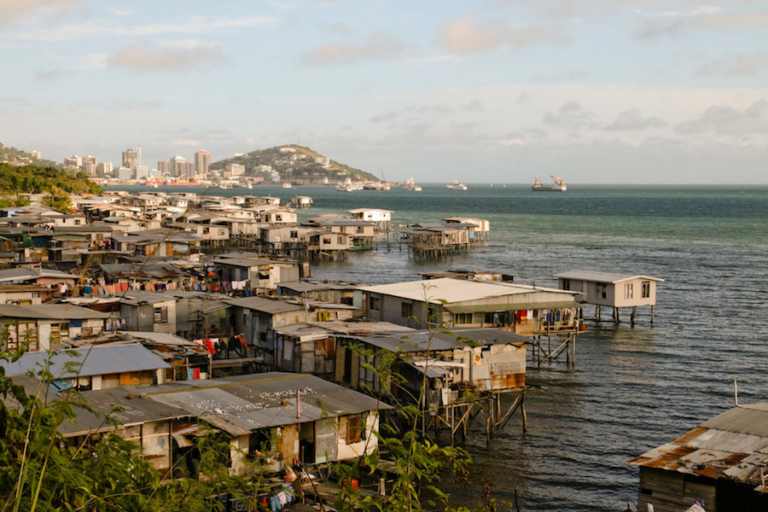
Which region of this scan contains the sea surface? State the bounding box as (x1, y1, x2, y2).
(116, 183, 768, 511)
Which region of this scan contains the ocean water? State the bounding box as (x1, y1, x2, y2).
(117, 183, 768, 510)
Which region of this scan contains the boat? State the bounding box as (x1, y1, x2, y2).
(403, 177, 422, 192)
(144, 181, 158, 188)
(245, 183, 253, 189)
(282, 182, 292, 189)
(532, 176, 567, 192)
(447, 180, 468, 191)
(336, 177, 363, 192)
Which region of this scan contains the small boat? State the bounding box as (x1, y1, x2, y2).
(282, 182, 292, 189)
(532, 176, 567, 192)
(447, 179, 467, 191)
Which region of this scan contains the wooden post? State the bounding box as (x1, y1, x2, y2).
(651, 305, 655, 325)
(521, 393, 527, 433)
(630, 306, 637, 327)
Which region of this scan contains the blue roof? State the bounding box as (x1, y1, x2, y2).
(1, 344, 170, 379)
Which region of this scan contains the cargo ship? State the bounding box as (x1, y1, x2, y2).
(532, 176, 567, 192)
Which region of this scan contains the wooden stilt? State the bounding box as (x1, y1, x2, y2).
(651, 305, 655, 325)
(630, 306, 637, 326)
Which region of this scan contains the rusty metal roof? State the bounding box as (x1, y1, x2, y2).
(629, 404, 768, 492)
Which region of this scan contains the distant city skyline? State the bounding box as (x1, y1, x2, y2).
(2, 1, 768, 184)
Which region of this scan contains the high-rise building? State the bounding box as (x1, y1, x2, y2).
(194, 150, 211, 176)
(82, 155, 98, 176)
(116, 167, 132, 180)
(181, 161, 194, 181)
(122, 148, 138, 171)
(157, 159, 171, 176)
(135, 166, 149, 180)
(64, 155, 82, 168)
(96, 162, 113, 177)
(170, 155, 186, 178)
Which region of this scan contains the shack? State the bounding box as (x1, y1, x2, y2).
(0, 304, 109, 351)
(629, 403, 768, 511)
(0, 344, 170, 390)
(554, 270, 664, 325)
(362, 278, 583, 366)
(53, 372, 389, 478)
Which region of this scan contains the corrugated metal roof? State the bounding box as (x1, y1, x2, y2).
(361, 278, 577, 305)
(225, 296, 304, 314)
(628, 404, 768, 491)
(553, 270, 664, 283)
(0, 344, 170, 379)
(444, 300, 581, 313)
(0, 304, 110, 320)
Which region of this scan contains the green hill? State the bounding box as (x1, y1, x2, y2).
(0, 163, 103, 197)
(0, 143, 62, 169)
(210, 145, 380, 182)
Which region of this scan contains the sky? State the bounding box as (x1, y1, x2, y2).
(1, 0, 768, 184)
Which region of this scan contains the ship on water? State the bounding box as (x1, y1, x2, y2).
(403, 177, 422, 191)
(532, 176, 567, 192)
(336, 177, 363, 192)
(447, 179, 468, 190)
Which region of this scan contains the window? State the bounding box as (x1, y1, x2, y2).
(454, 313, 473, 325)
(218, 229, 225, 236)
(339, 226, 346, 233)
(7, 322, 38, 351)
(624, 283, 634, 300)
(290, 230, 298, 239)
(368, 296, 380, 312)
(642, 281, 651, 298)
(275, 215, 282, 222)
(356, 226, 364, 234)
(74, 219, 81, 226)
(337, 235, 344, 245)
(154, 307, 168, 323)
(428, 306, 441, 326)
(596, 283, 607, 299)
(401, 302, 413, 318)
(562, 279, 571, 291)
(322, 237, 331, 244)
(346, 416, 362, 444)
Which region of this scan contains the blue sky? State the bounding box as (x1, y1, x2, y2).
(2, 0, 768, 183)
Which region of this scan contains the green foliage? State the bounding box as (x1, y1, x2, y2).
(0, 349, 271, 512)
(210, 145, 380, 182)
(0, 163, 103, 197)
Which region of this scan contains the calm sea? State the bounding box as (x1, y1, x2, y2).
(116, 183, 768, 511)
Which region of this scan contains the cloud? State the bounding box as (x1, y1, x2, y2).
(542, 101, 595, 129)
(0, 0, 79, 26)
(440, 18, 567, 55)
(606, 109, 666, 130)
(301, 33, 403, 65)
(35, 69, 76, 81)
(464, 99, 485, 112)
(16, 16, 276, 41)
(694, 54, 768, 77)
(371, 112, 398, 123)
(324, 22, 352, 35)
(109, 40, 225, 72)
(110, 8, 133, 16)
(676, 100, 768, 135)
(634, 18, 684, 38)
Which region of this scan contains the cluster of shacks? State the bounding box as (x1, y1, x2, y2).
(0, 189, 691, 509)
